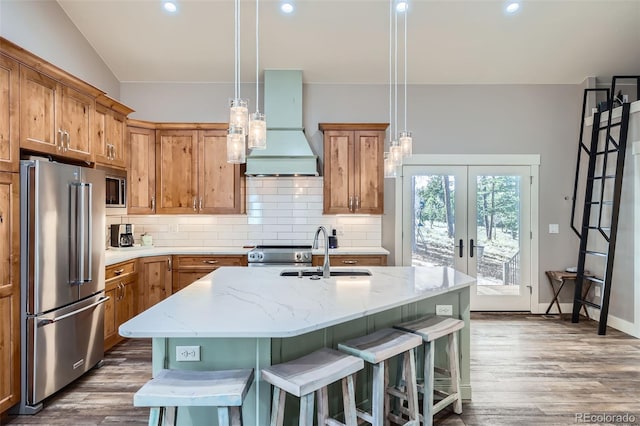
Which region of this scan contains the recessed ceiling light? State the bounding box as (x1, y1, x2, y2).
(281, 2, 294, 14)
(163, 1, 177, 13)
(396, 1, 408, 13)
(505, 2, 520, 14)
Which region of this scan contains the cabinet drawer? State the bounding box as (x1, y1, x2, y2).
(173, 255, 247, 269)
(313, 254, 387, 267)
(106, 260, 137, 281)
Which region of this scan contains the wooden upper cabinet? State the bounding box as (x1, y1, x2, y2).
(20, 65, 59, 155)
(59, 85, 93, 160)
(0, 55, 19, 173)
(128, 123, 156, 214)
(320, 123, 387, 214)
(199, 129, 242, 214)
(156, 130, 199, 214)
(154, 126, 243, 215)
(19, 65, 96, 162)
(95, 96, 133, 169)
(0, 172, 20, 413)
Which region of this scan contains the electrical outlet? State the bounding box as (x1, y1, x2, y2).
(176, 345, 200, 361)
(549, 224, 559, 234)
(436, 305, 453, 316)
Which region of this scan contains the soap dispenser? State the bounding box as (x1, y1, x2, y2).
(328, 229, 339, 249)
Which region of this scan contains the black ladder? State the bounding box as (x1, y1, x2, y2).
(570, 76, 638, 335)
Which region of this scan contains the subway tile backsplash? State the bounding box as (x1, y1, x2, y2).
(107, 177, 381, 248)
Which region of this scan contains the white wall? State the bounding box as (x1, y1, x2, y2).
(0, 0, 120, 97)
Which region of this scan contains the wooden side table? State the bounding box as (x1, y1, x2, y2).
(545, 271, 591, 319)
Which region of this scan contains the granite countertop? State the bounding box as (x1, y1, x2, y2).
(105, 246, 390, 266)
(119, 265, 473, 339)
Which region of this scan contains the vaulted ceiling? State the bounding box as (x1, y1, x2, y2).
(57, 0, 640, 85)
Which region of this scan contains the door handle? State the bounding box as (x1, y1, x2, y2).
(151, 196, 156, 211)
(167, 257, 172, 271)
(454, 239, 464, 257)
(38, 296, 109, 326)
(470, 239, 475, 258)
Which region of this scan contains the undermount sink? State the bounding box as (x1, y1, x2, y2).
(279, 268, 372, 277)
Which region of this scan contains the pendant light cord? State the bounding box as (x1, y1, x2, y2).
(234, 0, 240, 99)
(394, 6, 398, 140)
(404, 7, 407, 131)
(389, 0, 393, 142)
(255, 0, 260, 112)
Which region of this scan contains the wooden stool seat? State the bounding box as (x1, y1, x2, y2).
(338, 328, 423, 425)
(395, 316, 464, 426)
(134, 368, 254, 426)
(261, 348, 364, 426)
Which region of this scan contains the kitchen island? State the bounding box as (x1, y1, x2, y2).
(120, 265, 474, 425)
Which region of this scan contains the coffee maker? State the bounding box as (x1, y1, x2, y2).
(110, 224, 135, 248)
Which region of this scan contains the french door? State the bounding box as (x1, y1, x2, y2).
(401, 164, 533, 311)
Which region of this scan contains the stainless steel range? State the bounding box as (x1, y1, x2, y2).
(247, 245, 313, 267)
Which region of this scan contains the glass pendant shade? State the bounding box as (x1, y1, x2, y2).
(389, 141, 403, 166)
(227, 125, 246, 164)
(229, 99, 249, 133)
(248, 112, 267, 149)
(399, 131, 412, 157)
(384, 153, 397, 178)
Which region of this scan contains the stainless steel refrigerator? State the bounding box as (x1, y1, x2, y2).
(16, 160, 107, 414)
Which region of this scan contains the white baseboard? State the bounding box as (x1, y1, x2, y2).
(536, 303, 639, 337)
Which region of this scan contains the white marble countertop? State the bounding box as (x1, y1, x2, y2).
(119, 265, 473, 339)
(105, 246, 390, 266)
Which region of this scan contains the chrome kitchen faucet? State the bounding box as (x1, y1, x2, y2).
(313, 226, 331, 278)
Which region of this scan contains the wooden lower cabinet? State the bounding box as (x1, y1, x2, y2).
(104, 260, 140, 351)
(0, 172, 19, 413)
(312, 254, 387, 267)
(139, 256, 172, 309)
(171, 255, 247, 293)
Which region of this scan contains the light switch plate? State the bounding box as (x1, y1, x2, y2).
(549, 224, 559, 234)
(436, 305, 453, 316)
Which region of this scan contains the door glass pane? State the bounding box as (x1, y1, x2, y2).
(410, 175, 456, 267)
(474, 175, 521, 296)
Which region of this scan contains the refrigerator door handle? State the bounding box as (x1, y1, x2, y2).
(70, 182, 93, 285)
(37, 296, 109, 326)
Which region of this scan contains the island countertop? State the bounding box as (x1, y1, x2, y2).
(119, 266, 474, 339)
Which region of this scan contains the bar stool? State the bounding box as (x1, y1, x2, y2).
(261, 348, 364, 426)
(133, 368, 254, 426)
(395, 316, 464, 426)
(338, 328, 423, 426)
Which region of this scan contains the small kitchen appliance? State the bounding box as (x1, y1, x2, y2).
(110, 224, 135, 248)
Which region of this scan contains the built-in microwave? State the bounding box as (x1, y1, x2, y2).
(105, 173, 127, 208)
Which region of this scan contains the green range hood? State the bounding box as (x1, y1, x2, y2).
(245, 70, 319, 176)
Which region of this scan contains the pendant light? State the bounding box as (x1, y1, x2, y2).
(399, 1, 412, 158)
(227, 0, 248, 163)
(248, 0, 267, 150)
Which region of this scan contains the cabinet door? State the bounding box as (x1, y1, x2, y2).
(199, 130, 242, 214)
(59, 85, 93, 161)
(107, 110, 127, 168)
(139, 256, 172, 309)
(20, 66, 60, 155)
(0, 172, 19, 413)
(95, 106, 127, 169)
(156, 130, 198, 214)
(128, 126, 156, 214)
(353, 130, 384, 214)
(0, 55, 19, 173)
(323, 130, 354, 214)
(172, 270, 211, 294)
(103, 286, 118, 351)
(116, 277, 138, 327)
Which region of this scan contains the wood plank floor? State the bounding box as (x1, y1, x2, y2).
(3, 313, 640, 425)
